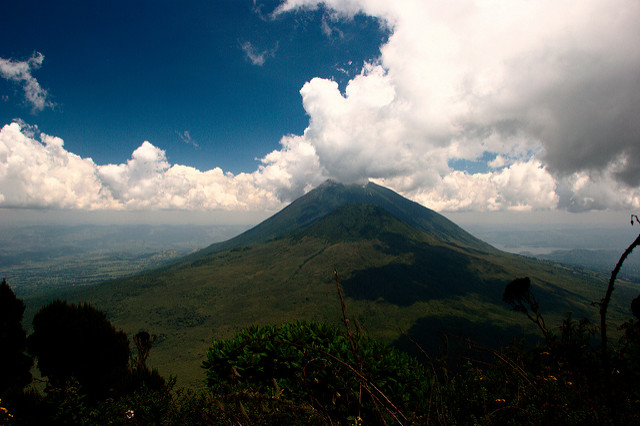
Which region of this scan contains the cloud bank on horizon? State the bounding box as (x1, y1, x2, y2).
(1, 0, 639, 213)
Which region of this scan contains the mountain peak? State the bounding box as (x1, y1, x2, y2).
(196, 180, 493, 256)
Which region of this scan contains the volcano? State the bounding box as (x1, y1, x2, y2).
(52, 180, 620, 385)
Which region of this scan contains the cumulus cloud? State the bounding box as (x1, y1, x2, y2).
(0, 122, 106, 209)
(1, 118, 637, 213)
(255, 134, 326, 200)
(261, 0, 640, 212)
(0, 52, 54, 112)
(557, 168, 640, 213)
(371, 159, 558, 212)
(0, 122, 282, 211)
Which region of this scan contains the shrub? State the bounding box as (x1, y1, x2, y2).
(0, 279, 32, 397)
(203, 321, 432, 424)
(27, 300, 130, 400)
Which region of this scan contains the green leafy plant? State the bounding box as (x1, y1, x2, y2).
(203, 320, 431, 424)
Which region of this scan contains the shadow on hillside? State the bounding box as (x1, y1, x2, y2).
(392, 314, 542, 363)
(342, 237, 505, 306)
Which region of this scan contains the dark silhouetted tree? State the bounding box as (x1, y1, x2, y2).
(599, 216, 640, 358)
(27, 300, 130, 399)
(632, 295, 640, 320)
(503, 277, 550, 340)
(131, 331, 156, 371)
(124, 330, 166, 391)
(0, 279, 33, 396)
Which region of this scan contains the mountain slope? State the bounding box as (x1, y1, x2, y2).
(194, 180, 494, 257)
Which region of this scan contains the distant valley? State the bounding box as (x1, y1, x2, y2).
(467, 226, 640, 280)
(0, 224, 249, 296)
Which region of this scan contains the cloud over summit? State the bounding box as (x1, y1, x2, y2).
(268, 0, 640, 210)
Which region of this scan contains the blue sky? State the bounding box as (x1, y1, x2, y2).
(1, 0, 639, 224)
(0, 0, 386, 173)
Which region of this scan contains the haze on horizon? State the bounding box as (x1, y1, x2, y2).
(1, 0, 639, 228)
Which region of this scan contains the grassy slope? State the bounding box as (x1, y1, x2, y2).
(24, 205, 635, 388)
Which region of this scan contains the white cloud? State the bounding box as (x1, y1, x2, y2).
(240, 41, 278, 66)
(0, 122, 283, 211)
(488, 155, 505, 170)
(321, 14, 345, 38)
(376, 159, 559, 212)
(0, 52, 54, 112)
(2, 118, 638, 214)
(255, 134, 325, 200)
(0, 122, 106, 209)
(177, 130, 199, 148)
(557, 168, 640, 213)
(263, 0, 640, 212)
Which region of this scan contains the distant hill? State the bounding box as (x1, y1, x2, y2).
(24, 180, 636, 387)
(536, 248, 640, 281)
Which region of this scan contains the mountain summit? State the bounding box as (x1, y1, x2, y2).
(197, 180, 493, 256)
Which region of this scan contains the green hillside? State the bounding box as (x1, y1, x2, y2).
(25, 196, 634, 388)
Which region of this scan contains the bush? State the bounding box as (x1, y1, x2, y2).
(203, 321, 432, 424)
(436, 276, 640, 425)
(0, 279, 33, 397)
(27, 300, 130, 400)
